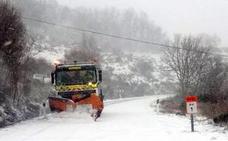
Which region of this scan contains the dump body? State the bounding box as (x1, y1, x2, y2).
(48, 63, 103, 120)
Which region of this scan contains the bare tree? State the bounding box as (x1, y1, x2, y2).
(163, 35, 216, 96)
(0, 1, 28, 103)
(64, 34, 100, 63)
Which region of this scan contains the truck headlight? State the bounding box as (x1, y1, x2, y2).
(88, 82, 93, 86)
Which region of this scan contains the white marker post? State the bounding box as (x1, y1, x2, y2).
(185, 96, 198, 132)
(156, 99, 160, 113)
(42, 101, 47, 119)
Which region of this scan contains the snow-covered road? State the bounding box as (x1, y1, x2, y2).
(0, 95, 227, 141)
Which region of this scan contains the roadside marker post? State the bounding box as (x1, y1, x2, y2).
(156, 99, 160, 113)
(42, 101, 47, 119)
(185, 96, 198, 132)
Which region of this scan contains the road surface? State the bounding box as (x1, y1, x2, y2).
(0, 95, 227, 141)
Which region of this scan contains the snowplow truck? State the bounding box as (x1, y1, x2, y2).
(48, 62, 104, 120)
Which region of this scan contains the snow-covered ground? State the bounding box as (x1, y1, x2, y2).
(0, 95, 227, 141)
(33, 45, 67, 63)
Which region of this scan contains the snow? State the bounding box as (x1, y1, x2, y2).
(3, 41, 12, 47)
(33, 45, 68, 63)
(0, 95, 227, 141)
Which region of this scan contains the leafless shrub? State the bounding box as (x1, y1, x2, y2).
(64, 34, 100, 63)
(0, 1, 28, 103)
(163, 35, 214, 96)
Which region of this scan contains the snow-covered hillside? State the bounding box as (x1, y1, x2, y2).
(33, 45, 68, 63)
(102, 52, 175, 85)
(0, 96, 227, 141)
(101, 51, 177, 97)
(33, 44, 177, 98)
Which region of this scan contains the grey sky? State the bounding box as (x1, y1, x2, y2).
(57, 0, 228, 47)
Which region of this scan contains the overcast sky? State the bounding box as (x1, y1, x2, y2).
(57, 0, 228, 47)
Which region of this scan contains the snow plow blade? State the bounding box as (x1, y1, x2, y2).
(48, 96, 76, 112)
(48, 94, 103, 120)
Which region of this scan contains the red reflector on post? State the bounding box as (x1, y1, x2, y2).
(185, 96, 198, 102)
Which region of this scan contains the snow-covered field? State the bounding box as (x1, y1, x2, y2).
(0, 95, 227, 141)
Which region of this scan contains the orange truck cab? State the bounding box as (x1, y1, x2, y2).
(48, 62, 104, 120)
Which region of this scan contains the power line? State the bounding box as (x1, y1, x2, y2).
(22, 16, 228, 58)
(22, 16, 173, 47)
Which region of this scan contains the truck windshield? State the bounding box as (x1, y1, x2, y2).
(56, 69, 96, 85)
